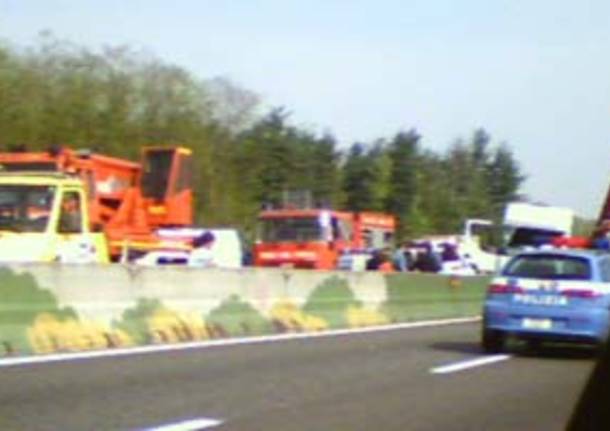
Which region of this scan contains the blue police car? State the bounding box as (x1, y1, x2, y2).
(482, 249, 610, 353)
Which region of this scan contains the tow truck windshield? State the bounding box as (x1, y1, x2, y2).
(0, 185, 55, 233)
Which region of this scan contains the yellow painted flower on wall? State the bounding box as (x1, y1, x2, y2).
(147, 308, 210, 344)
(346, 305, 389, 328)
(27, 313, 133, 354)
(270, 301, 328, 332)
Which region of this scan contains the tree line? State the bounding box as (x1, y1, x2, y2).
(0, 34, 526, 241)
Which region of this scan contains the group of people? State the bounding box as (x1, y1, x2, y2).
(365, 240, 465, 273)
(188, 231, 472, 273)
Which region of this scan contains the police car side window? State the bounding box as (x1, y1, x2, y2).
(601, 259, 610, 282)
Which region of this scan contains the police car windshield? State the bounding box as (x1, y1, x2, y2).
(502, 254, 592, 280)
(0, 185, 55, 233)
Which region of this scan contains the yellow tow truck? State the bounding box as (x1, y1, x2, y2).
(0, 173, 109, 263)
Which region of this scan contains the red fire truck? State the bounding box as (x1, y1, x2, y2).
(253, 208, 396, 269)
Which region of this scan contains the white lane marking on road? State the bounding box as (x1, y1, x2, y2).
(430, 354, 511, 374)
(143, 417, 223, 431)
(0, 316, 480, 368)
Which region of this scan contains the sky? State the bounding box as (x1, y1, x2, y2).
(1, 0, 609, 218)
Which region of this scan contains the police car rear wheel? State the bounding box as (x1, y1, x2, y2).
(482, 329, 505, 354)
(526, 338, 542, 352)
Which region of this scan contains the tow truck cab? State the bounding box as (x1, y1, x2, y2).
(0, 173, 109, 263)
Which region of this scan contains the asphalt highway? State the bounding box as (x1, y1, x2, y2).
(0, 321, 597, 430)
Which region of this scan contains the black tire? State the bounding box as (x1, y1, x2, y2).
(594, 339, 607, 356)
(526, 338, 542, 352)
(482, 328, 505, 354)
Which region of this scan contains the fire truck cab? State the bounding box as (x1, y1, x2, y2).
(253, 208, 395, 270)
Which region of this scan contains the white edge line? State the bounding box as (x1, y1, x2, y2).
(143, 417, 223, 431)
(430, 354, 511, 374)
(0, 316, 481, 368)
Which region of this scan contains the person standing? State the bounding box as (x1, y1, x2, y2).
(413, 242, 442, 273)
(392, 241, 411, 272)
(366, 248, 394, 272)
(188, 231, 216, 268)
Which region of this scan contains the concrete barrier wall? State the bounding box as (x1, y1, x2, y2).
(0, 264, 490, 356)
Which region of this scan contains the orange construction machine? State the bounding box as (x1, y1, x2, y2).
(0, 145, 193, 262)
(253, 208, 396, 269)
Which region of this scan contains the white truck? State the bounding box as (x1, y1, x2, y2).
(134, 228, 244, 268)
(458, 203, 575, 273)
(502, 202, 574, 248)
(408, 203, 576, 275)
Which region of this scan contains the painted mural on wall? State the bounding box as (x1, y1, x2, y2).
(381, 273, 488, 322)
(0, 266, 488, 357)
(0, 268, 73, 355)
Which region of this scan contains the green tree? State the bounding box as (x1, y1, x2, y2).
(0, 35, 529, 241)
(385, 130, 420, 238)
(307, 133, 341, 207)
(485, 143, 526, 218)
(341, 142, 386, 211)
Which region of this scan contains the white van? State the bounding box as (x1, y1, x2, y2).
(204, 228, 243, 268)
(137, 228, 244, 268)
